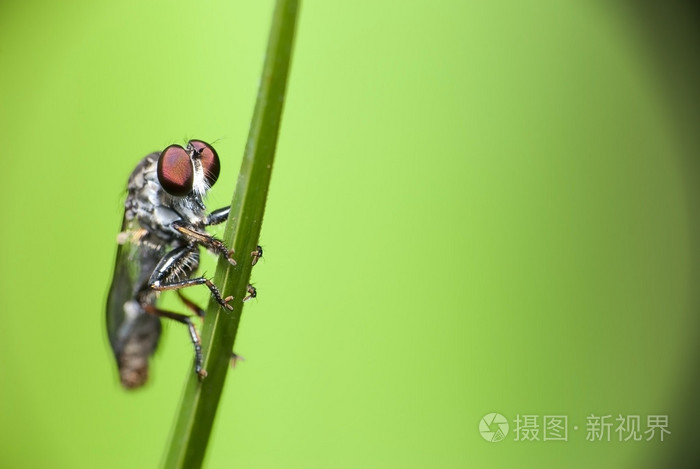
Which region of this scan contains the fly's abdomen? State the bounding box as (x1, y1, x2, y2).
(106, 216, 165, 389)
(114, 301, 161, 388)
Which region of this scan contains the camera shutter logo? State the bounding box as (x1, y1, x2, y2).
(480, 413, 509, 442)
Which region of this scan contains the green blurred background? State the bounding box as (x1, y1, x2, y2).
(1, 1, 699, 467)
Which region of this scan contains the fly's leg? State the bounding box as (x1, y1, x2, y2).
(205, 209, 263, 269)
(251, 245, 263, 266)
(152, 274, 233, 310)
(176, 288, 245, 370)
(149, 244, 234, 310)
(230, 352, 245, 368)
(175, 285, 245, 371)
(171, 220, 236, 266)
(177, 290, 205, 318)
(206, 206, 230, 226)
(143, 305, 207, 378)
(243, 284, 257, 302)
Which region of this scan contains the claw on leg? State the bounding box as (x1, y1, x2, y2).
(203, 278, 234, 310)
(230, 353, 245, 368)
(251, 245, 263, 266)
(243, 284, 257, 302)
(226, 249, 237, 266)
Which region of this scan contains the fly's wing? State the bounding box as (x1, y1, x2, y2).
(106, 214, 164, 388)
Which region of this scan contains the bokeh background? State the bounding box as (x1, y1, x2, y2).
(1, 1, 699, 467)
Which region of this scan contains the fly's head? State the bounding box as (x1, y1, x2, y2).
(157, 140, 221, 212)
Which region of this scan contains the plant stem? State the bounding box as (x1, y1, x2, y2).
(162, 1, 300, 467)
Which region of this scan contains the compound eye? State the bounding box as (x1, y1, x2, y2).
(188, 140, 220, 187)
(157, 144, 194, 196)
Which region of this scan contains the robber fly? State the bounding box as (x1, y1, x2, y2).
(106, 140, 237, 389)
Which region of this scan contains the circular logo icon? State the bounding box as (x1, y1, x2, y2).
(480, 413, 509, 442)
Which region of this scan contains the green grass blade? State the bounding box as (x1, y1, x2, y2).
(162, 1, 300, 467)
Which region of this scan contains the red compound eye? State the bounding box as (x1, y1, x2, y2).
(188, 140, 220, 187)
(157, 144, 194, 196)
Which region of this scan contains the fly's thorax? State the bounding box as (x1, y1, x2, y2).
(124, 160, 206, 239)
(125, 154, 161, 224)
(125, 145, 214, 233)
(127, 153, 159, 192)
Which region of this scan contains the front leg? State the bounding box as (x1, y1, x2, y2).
(171, 220, 237, 266)
(206, 206, 230, 226)
(149, 244, 234, 310)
